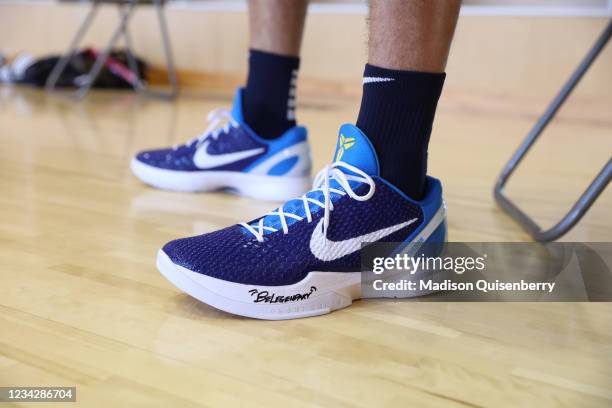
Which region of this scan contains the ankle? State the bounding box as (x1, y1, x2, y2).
(242, 49, 300, 139)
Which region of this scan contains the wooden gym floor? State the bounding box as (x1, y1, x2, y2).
(0, 86, 611, 407)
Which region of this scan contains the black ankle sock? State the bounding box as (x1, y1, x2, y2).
(356, 63, 445, 201)
(242, 49, 300, 139)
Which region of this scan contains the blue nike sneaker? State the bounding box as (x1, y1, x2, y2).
(156, 123, 447, 319)
(131, 88, 311, 201)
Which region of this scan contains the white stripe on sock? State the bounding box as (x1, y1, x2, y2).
(363, 76, 395, 84)
(287, 69, 298, 121)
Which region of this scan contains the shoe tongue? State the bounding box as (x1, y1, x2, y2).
(331, 124, 380, 176)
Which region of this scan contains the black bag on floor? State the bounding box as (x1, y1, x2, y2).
(20, 48, 147, 89)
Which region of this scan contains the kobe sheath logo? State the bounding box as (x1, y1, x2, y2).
(248, 286, 317, 303)
(334, 133, 356, 162)
(193, 140, 265, 169)
(310, 218, 418, 262)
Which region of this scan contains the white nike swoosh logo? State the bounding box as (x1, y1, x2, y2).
(192, 141, 265, 169)
(310, 218, 418, 262)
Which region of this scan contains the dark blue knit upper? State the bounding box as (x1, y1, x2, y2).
(135, 125, 267, 172)
(162, 178, 423, 285)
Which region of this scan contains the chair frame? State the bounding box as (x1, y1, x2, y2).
(494, 20, 611, 242)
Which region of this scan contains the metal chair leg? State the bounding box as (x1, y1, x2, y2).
(120, 0, 178, 99)
(74, 0, 137, 100)
(494, 20, 612, 242)
(45, 3, 99, 92)
(146, 0, 179, 100)
(119, 5, 147, 92)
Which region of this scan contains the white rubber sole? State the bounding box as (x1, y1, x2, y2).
(157, 250, 433, 320)
(131, 158, 310, 201)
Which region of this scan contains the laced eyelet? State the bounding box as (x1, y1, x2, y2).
(240, 161, 375, 242)
(173, 108, 236, 149)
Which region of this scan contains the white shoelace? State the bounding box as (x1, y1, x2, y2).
(241, 161, 376, 242)
(173, 108, 238, 150)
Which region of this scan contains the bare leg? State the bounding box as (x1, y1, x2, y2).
(248, 0, 309, 57)
(369, 0, 460, 72)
